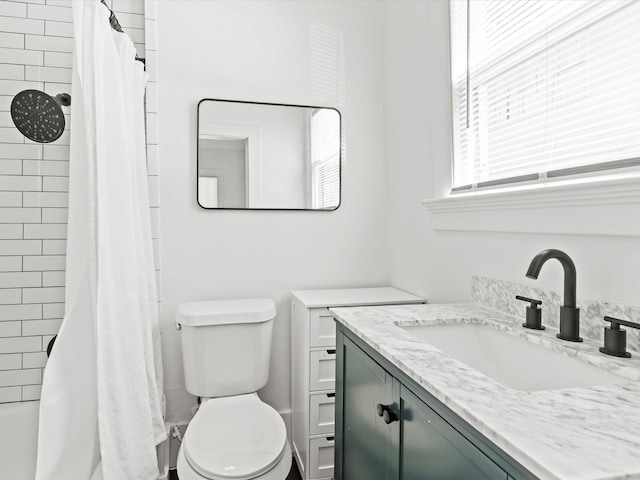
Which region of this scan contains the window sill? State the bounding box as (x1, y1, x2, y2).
(421, 175, 640, 236)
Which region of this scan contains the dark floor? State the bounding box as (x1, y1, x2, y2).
(168, 457, 302, 480)
(288, 459, 303, 480)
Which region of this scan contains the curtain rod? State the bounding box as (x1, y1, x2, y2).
(100, 0, 146, 66)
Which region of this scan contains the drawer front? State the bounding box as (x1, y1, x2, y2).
(310, 308, 336, 348)
(309, 350, 336, 392)
(309, 436, 335, 479)
(309, 392, 336, 436)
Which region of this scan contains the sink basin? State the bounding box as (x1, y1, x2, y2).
(399, 323, 627, 392)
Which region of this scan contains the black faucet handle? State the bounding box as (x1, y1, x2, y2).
(516, 295, 542, 307)
(603, 316, 640, 331)
(516, 295, 544, 330)
(599, 316, 640, 358)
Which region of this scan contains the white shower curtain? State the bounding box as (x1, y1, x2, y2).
(36, 1, 166, 479)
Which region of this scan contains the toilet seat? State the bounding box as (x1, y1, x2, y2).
(177, 438, 292, 480)
(183, 394, 287, 480)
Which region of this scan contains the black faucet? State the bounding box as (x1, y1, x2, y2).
(525, 249, 582, 342)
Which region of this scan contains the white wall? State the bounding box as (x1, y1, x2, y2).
(156, 1, 389, 422)
(382, 1, 640, 307)
(157, 0, 640, 425)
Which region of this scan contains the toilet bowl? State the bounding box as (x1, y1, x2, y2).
(176, 299, 290, 480)
(176, 394, 292, 480)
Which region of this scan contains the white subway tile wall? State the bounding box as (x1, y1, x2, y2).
(0, 0, 158, 402)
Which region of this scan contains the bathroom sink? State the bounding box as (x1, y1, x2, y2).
(399, 323, 627, 392)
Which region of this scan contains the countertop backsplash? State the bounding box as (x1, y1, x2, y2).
(471, 276, 640, 354)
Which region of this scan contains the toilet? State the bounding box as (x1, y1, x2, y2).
(175, 298, 292, 480)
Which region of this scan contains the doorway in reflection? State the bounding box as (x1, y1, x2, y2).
(198, 137, 248, 208)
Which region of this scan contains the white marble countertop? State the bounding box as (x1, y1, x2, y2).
(329, 303, 640, 480)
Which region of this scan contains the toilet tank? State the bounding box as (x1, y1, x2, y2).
(177, 298, 276, 398)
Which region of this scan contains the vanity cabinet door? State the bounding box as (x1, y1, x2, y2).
(337, 336, 394, 480)
(396, 385, 508, 480)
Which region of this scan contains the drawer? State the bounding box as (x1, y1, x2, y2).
(310, 308, 336, 347)
(309, 392, 335, 436)
(309, 435, 335, 479)
(309, 349, 336, 392)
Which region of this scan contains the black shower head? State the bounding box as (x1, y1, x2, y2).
(10, 89, 71, 143)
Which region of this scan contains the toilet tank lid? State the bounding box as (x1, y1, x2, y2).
(176, 298, 276, 327)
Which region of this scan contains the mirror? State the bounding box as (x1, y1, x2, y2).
(197, 99, 341, 210)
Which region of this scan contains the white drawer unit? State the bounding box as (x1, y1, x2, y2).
(309, 392, 335, 436)
(309, 436, 336, 479)
(309, 309, 336, 347)
(309, 349, 336, 391)
(291, 287, 425, 480)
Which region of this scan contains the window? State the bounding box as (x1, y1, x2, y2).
(310, 108, 341, 209)
(450, 0, 640, 190)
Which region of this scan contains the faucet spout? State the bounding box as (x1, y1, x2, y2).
(525, 249, 577, 308)
(525, 249, 582, 342)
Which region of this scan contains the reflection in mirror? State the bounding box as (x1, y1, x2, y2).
(197, 99, 341, 210)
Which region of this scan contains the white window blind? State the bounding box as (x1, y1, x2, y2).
(450, 0, 640, 190)
(310, 109, 341, 209)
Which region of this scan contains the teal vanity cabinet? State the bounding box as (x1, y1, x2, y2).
(335, 324, 537, 480)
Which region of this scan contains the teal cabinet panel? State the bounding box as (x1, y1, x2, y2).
(339, 336, 393, 480)
(336, 324, 536, 480)
(397, 384, 507, 480)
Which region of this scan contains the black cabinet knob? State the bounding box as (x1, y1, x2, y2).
(382, 409, 399, 424)
(376, 403, 399, 424)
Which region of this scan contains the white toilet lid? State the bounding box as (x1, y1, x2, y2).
(184, 395, 287, 480)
